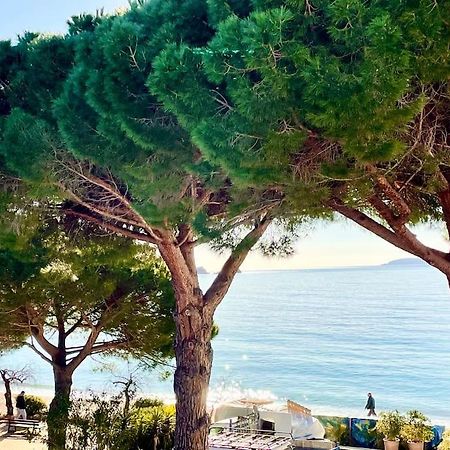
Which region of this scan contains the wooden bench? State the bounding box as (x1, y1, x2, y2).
(0, 417, 43, 434)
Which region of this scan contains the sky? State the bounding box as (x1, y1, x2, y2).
(0, 0, 128, 40)
(1, 1, 448, 271)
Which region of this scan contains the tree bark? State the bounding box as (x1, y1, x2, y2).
(159, 236, 212, 450)
(47, 366, 73, 450)
(3, 379, 13, 417)
(173, 298, 213, 450)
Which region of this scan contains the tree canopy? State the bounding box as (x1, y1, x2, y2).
(0, 199, 175, 448)
(0, 219, 175, 361)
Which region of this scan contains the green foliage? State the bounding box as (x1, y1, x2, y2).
(67, 392, 134, 450)
(400, 410, 434, 443)
(0, 207, 175, 357)
(24, 395, 48, 420)
(0, 0, 448, 239)
(130, 403, 175, 450)
(66, 392, 175, 450)
(133, 397, 164, 409)
(376, 411, 404, 441)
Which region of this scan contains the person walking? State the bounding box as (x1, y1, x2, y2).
(365, 392, 376, 416)
(15, 390, 27, 419)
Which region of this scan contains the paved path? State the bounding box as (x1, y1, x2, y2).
(0, 425, 46, 449)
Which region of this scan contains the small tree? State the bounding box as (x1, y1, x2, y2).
(400, 410, 434, 443)
(0, 367, 30, 417)
(0, 213, 175, 449)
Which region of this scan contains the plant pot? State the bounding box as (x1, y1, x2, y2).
(384, 439, 400, 450)
(408, 442, 424, 450)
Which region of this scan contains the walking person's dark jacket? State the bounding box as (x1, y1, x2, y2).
(16, 395, 26, 409)
(365, 396, 375, 410)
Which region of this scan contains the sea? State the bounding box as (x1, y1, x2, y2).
(2, 264, 450, 424)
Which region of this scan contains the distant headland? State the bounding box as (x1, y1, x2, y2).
(382, 257, 428, 267)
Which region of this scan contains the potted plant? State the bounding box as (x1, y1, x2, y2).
(400, 410, 434, 450)
(376, 410, 404, 450)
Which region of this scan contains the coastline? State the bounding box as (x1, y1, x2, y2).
(2, 385, 449, 427)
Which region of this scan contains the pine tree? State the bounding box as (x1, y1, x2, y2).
(0, 5, 289, 448)
(0, 202, 175, 449)
(152, 0, 450, 282)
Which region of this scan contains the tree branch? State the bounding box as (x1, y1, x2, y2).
(204, 217, 272, 313)
(66, 328, 100, 372)
(65, 316, 84, 338)
(366, 165, 411, 220)
(23, 341, 54, 366)
(65, 209, 158, 244)
(329, 198, 450, 275)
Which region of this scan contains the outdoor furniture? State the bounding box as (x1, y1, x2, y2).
(0, 417, 43, 435)
(209, 430, 293, 449)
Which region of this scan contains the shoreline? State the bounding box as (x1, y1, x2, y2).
(2, 386, 449, 427)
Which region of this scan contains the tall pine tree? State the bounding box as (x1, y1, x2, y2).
(0, 5, 291, 448)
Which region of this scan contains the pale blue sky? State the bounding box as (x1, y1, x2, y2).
(197, 220, 448, 272)
(1, 1, 448, 270)
(0, 0, 128, 40)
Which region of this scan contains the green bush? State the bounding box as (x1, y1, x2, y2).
(65, 392, 175, 450)
(400, 410, 434, 443)
(130, 404, 175, 450)
(24, 395, 48, 420)
(325, 422, 350, 445)
(376, 411, 404, 441)
(66, 393, 133, 450)
(133, 397, 164, 409)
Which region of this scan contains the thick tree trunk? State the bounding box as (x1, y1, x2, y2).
(47, 367, 73, 450)
(158, 238, 215, 450)
(159, 222, 270, 450)
(173, 303, 213, 450)
(3, 380, 13, 417)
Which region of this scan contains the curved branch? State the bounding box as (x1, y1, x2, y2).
(23, 341, 54, 366)
(204, 217, 272, 313)
(65, 209, 158, 244)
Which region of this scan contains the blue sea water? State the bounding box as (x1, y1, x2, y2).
(2, 265, 450, 423)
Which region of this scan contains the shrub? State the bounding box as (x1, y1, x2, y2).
(24, 395, 48, 420)
(65, 392, 175, 450)
(133, 397, 164, 409)
(66, 393, 133, 450)
(376, 411, 404, 441)
(400, 410, 434, 443)
(325, 422, 350, 445)
(130, 404, 175, 450)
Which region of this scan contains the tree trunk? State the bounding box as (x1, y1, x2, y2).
(3, 379, 13, 417)
(173, 302, 213, 450)
(158, 238, 215, 450)
(47, 367, 73, 450)
(159, 223, 270, 450)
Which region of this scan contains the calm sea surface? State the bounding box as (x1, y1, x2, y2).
(2, 265, 450, 423)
